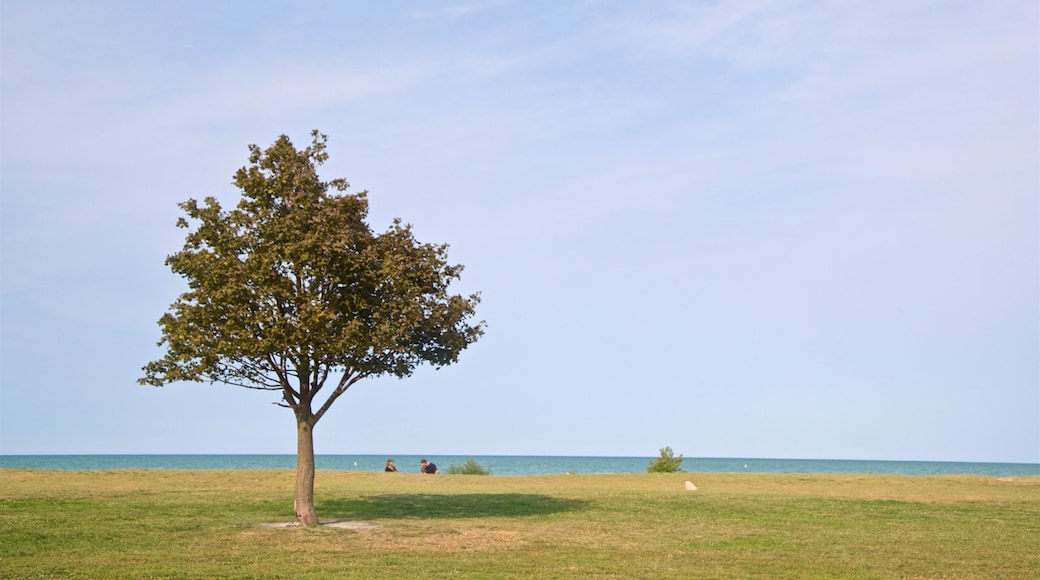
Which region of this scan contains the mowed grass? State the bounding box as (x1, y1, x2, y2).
(2, 469, 1038, 578)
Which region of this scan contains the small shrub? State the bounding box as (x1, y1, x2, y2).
(647, 447, 684, 473)
(447, 458, 491, 475)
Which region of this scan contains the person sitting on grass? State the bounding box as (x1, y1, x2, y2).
(420, 459, 439, 474)
(384, 459, 398, 472)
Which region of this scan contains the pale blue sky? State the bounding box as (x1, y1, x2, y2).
(2, 1, 1037, 463)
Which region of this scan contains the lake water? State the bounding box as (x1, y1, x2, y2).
(2, 455, 1038, 477)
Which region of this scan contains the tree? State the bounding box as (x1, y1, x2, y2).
(140, 131, 484, 526)
(646, 447, 684, 473)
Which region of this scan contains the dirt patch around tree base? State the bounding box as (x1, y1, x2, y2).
(258, 520, 380, 530)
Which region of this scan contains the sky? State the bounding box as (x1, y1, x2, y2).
(2, 1, 1037, 463)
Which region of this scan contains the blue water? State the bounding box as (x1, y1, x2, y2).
(1, 455, 1038, 476)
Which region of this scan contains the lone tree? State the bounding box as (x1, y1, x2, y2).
(646, 447, 684, 473)
(140, 131, 484, 526)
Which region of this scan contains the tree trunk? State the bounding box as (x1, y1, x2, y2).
(294, 418, 319, 526)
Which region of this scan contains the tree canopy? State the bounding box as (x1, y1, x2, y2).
(141, 130, 484, 524)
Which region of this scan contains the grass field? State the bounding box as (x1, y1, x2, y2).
(2, 469, 1038, 578)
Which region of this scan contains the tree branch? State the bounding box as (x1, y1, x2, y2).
(312, 371, 366, 424)
(267, 353, 300, 409)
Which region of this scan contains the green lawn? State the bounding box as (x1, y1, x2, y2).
(2, 469, 1037, 578)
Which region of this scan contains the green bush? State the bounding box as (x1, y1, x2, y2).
(447, 458, 492, 475)
(646, 447, 684, 473)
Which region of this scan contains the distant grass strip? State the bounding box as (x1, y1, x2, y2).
(2, 469, 1038, 578)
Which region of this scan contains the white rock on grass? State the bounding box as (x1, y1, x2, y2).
(685, 481, 697, 491)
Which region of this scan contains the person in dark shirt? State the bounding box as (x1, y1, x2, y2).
(384, 459, 398, 472)
(420, 459, 439, 474)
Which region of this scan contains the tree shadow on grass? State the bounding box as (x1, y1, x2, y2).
(316, 493, 589, 520)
